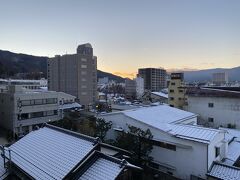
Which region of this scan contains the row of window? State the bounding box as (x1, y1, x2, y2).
(18, 110, 58, 120)
(20, 98, 58, 106)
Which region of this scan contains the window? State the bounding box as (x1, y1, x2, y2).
(171, 82, 175, 85)
(81, 58, 87, 62)
(82, 78, 86, 82)
(31, 112, 44, 118)
(81, 92, 87, 95)
(151, 140, 176, 151)
(81, 64, 87, 68)
(179, 90, 183, 93)
(81, 85, 87, 88)
(170, 90, 174, 93)
(81, 71, 87, 75)
(170, 97, 174, 101)
(208, 103, 214, 108)
(34, 99, 43, 105)
(46, 98, 57, 104)
(21, 100, 31, 106)
(215, 147, 220, 158)
(208, 117, 214, 122)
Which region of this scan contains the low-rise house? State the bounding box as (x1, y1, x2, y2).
(99, 105, 227, 179)
(0, 124, 140, 179)
(185, 87, 240, 128)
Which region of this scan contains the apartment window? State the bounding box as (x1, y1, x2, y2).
(82, 78, 86, 82)
(18, 113, 29, 120)
(208, 103, 214, 108)
(34, 99, 43, 105)
(21, 100, 31, 106)
(178, 98, 182, 100)
(81, 64, 87, 68)
(45, 110, 55, 116)
(170, 97, 174, 101)
(31, 112, 44, 118)
(81, 85, 87, 88)
(179, 90, 183, 93)
(170, 90, 174, 93)
(171, 82, 175, 86)
(208, 117, 214, 123)
(81, 58, 87, 62)
(46, 98, 57, 104)
(81, 71, 87, 75)
(215, 147, 220, 158)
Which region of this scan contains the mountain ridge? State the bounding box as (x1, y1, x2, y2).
(0, 49, 239, 82)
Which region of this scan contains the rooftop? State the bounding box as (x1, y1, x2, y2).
(207, 162, 240, 180)
(151, 91, 168, 98)
(4, 125, 98, 179)
(186, 87, 240, 98)
(123, 105, 197, 129)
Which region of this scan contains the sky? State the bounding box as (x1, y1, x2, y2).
(0, 0, 239, 78)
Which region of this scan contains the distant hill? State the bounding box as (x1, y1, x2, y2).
(0, 49, 125, 82)
(183, 67, 240, 82)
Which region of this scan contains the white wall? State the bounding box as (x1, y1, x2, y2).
(100, 113, 222, 179)
(186, 97, 240, 129)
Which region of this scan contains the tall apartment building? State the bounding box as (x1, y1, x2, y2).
(168, 73, 186, 109)
(212, 72, 228, 86)
(138, 68, 166, 92)
(48, 44, 97, 107)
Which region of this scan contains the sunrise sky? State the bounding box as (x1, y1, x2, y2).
(0, 0, 239, 78)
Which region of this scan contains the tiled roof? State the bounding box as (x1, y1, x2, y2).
(79, 157, 123, 180)
(208, 163, 240, 180)
(5, 125, 98, 180)
(169, 124, 222, 144)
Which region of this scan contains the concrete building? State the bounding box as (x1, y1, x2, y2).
(212, 72, 228, 86)
(48, 44, 97, 107)
(99, 105, 227, 179)
(0, 85, 77, 137)
(125, 78, 136, 100)
(168, 73, 186, 109)
(134, 76, 144, 99)
(185, 87, 240, 129)
(138, 68, 166, 92)
(0, 85, 60, 136)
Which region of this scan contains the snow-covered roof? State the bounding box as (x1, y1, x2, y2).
(208, 163, 240, 180)
(5, 125, 98, 179)
(151, 92, 168, 98)
(221, 128, 240, 166)
(59, 102, 82, 110)
(123, 105, 197, 130)
(79, 157, 124, 180)
(169, 124, 222, 144)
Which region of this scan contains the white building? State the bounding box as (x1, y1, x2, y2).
(185, 87, 240, 129)
(99, 105, 227, 179)
(0, 85, 78, 137)
(134, 77, 144, 99)
(212, 72, 228, 86)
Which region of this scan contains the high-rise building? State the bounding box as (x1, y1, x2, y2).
(168, 73, 186, 109)
(134, 76, 144, 99)
(125, 78, 136, 99)
(212, 72, 228, 86)
(48, 44, 97, 107)
(138, 68, 166, 92)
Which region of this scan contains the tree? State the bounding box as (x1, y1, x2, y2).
(94, 118, 112, 140)
(115, 125, 153, 166)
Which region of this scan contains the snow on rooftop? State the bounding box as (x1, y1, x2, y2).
(208, 163, 240, 180)
(123, 105, 197, 131)
(151, 92, 168, 98)
(169, 124, 222, 144)
(79, 158, 123, 180)
(5, 127, 96, 180)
